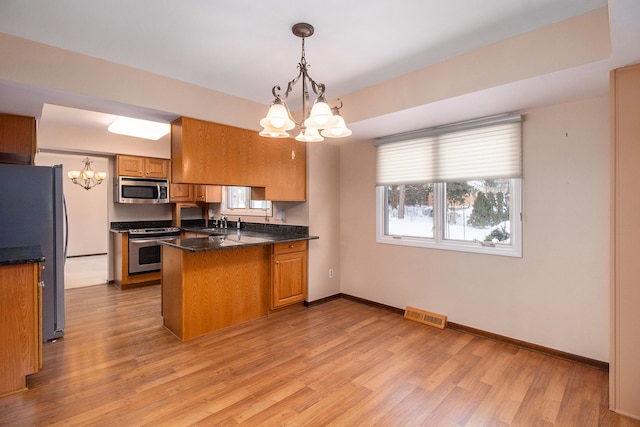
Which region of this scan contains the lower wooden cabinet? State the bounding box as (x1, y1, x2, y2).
(271, 241, 308, 309)
(0, 262, 41, 396)
(112, 233, 160, 289)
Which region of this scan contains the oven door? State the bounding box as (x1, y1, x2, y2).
(128, 236, 175, 274)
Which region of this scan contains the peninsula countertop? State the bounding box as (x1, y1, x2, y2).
(162, 225, 318, 253)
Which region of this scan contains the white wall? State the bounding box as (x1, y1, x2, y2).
(339, 96, 610, 361)
(35, 151, 109, 257)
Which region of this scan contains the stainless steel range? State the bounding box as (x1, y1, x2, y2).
(128, 227, 180, 274)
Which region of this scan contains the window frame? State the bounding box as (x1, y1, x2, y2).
(376, 179, 522, 257)
(220, 186, 273, 217)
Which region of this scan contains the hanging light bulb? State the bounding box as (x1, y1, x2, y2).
(258, 23, 351, 142)
(67, 157, 106, 190)
(320, 108, 352, 138)
(295, 127, 323, 143)
(259, 97, 295, 132)
(304, 95, 338, 129)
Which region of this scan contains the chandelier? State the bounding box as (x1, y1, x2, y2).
(67, 157, 107, 190)
(259, 22, 352, 142)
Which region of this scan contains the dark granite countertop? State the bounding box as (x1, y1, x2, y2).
(0, 245, 44, 266)
(161, 227, 318, 252)
(110, 220, 174, 233)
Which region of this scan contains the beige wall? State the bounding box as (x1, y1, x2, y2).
(339, 96, 610, 361)
(308, 142, 341, 301)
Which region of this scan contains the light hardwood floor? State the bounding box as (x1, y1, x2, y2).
(1, 284, 638, 426)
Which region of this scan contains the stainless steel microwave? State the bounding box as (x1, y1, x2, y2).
(115, 176, 169, 204)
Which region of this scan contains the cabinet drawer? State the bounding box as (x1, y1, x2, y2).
(273, 240, 307, 255)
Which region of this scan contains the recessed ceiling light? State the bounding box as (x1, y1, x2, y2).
(108, 116, 170, 140)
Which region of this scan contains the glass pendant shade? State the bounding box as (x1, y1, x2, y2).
(295, 127, 323, 142)
(320, 114, 352, 138)
(304, 96, 337, 129)
(259, 126, 290, 138)
(260, 101, 295, 131)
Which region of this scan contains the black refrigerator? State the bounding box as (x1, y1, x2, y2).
(0, 163, 65, 341)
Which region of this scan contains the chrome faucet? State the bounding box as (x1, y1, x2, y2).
(220, 214, 227, 229)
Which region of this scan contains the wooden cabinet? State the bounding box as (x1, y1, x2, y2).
(0, 113, 36, 165)
(112, 232, 160, 289)
(162, 244, 270, 341)
(169, 184, 220, 203)
(611, 63, 640, 419)
(170, 183, 194, 202)
(264, 137, 307, 201)
(171, 117, 306, 201)
(0, 262, 41, 396)
(117, 155, 168, 178)
(194, 184, 221, 203)
(271, 240, 308, 309)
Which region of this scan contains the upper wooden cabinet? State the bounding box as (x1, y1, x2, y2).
(117, 155, 169, 178)
(0, 113, 36, 165)
(171, 117, 306, 201)
(170, 183, 221, 203)
(194, 185, 221, 203)
(169, 183, 194, 203)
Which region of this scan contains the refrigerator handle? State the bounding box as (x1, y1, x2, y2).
(63, 195, 69, 263)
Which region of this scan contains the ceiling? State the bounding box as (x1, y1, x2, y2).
(0, 0, 639, 142)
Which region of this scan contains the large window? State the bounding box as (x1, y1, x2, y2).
(375, 114, 522, 257)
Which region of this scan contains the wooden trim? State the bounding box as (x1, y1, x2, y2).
(308, 293, 609, 371)
(447, 322, 609, 371)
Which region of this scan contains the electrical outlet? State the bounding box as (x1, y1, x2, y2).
(329, 268, 334, 278)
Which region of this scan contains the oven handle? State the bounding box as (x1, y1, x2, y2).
(129, 236, 178, 244)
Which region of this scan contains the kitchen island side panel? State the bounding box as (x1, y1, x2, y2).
(162, 245, 270, 341)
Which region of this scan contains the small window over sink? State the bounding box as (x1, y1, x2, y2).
(221, 186, 272, 217)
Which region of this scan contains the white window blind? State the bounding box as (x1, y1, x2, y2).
(375, 114, 522, 185)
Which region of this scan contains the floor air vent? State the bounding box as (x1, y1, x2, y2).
(404, 306, 447, 329)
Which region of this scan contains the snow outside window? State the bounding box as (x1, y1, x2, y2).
(376, 179, 522, 257)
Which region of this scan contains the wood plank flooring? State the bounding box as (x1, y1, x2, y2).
(0, 284, 638, 426)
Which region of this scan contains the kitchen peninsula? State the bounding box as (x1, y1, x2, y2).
(160, 224, 317, 341)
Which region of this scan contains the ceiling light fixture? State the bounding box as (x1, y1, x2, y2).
(259, 22, 352, 142)
(67, 157, 107, 190)
(108, 116, 170, 140)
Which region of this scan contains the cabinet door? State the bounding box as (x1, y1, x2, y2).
(0, 263, 38, 395)
(265, 138, 307, 201)
(170, 183, 194, 202)
(193, 184, 222, 203)
(0, 114, 36, 165)
(204, 185, 222, 203)
(272, 249, 307, 309)
(145, 158, 168, 178)
(117, 155, 144, 177)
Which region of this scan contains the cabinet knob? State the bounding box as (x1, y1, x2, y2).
(275, 261, 280, 264)
(289, 244, 295, 248)
(38, 281, 45, 288)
